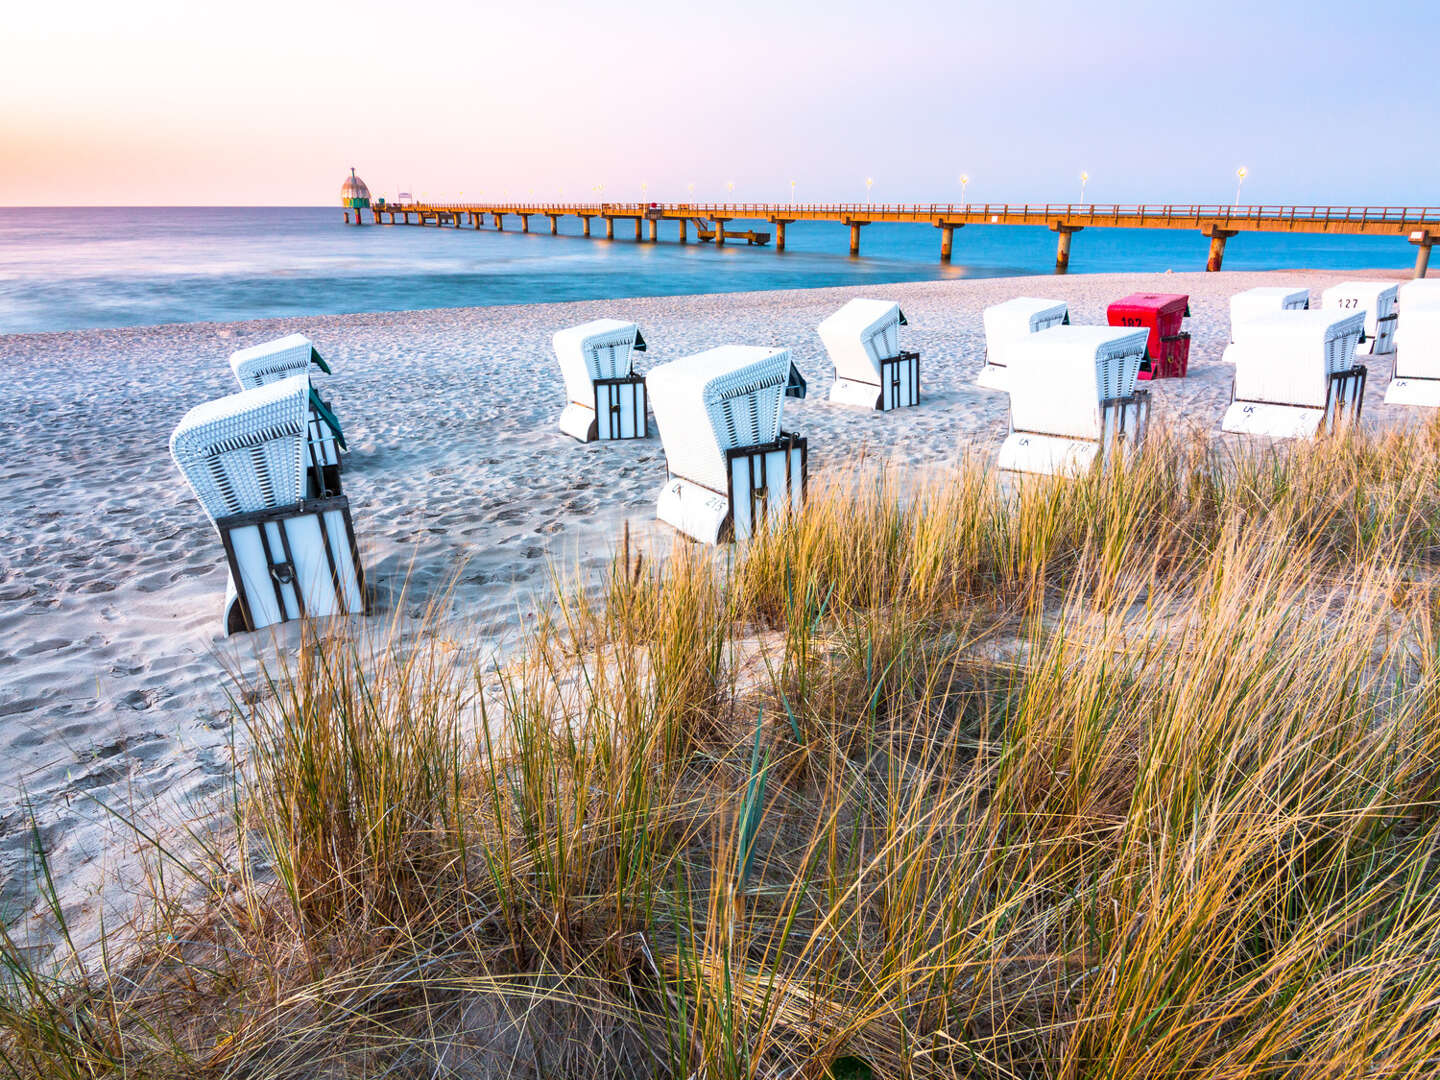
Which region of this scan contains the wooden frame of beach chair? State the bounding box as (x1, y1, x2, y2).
(553, 319, 650, 442)
(1386, 308, 1440, 407)
(1228, 287, 1310, 345)
(1220, 310, 1368, 438)
(648, 345, 807, 544)
(229, 333, 344, 497)
(978, 297, 1069, 390)
(996, 326, 1151, 477)
(170, 375, 367, 634)
(817, 298, 920, 411)
(1322, 281, 1398, 357)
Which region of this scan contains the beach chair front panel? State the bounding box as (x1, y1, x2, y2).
(1386, 309, 1440, 406)
(595, 377, 648, 440)
(726, 435, 807, 541)
(880, 352, 920, 410)
(1323, 282, 1398, 354)
(220, 497, 366, 633)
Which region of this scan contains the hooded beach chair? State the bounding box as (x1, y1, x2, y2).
(228, 333, 345, 497)
(1228, 286, 1310, 344)
(1399, 279, 1440, 313)
(1107, 293, 1191, 380)
(1322, 281, 1397, 357)
(553, 319, 650, 441)
(1220, 310, 1367, 438)
(171, 375, 366, 635)
(996, 326, 1150, 477)
(978, 297, 1069, 390)
(648, 346, 808, 544)
(1385, 308, 1440, 406)
(816, 298, 920, 410)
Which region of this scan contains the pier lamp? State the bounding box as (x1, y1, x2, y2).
(790, 179, 796, 203)
(866, 177, 874, 204)
(726, 181, 736, 201)
(959, 173, 970, 209)
(1234, 166, 1248, 209)
(1079, 171, 1089, 204)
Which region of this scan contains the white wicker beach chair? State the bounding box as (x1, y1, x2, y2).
(978, 297, 1069, 390)
(1220, 310, 1367, 438)
(1228, 286, 1309, 344)
(1386, 308, 1440, 406)
(1399, 279, 1440, 312)
(171, 376, 365, 635)
(816, 298, 920, 410)
(996, 326, 1150, 477)
(553, 319, 649, 441)
(229, 333, 344, 496)
(648, 346, 807, 544)
(1322, 281, 1398, 356)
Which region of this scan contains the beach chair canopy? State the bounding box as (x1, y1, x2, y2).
(229, 333, 329, 390)
(171, 375, 310, 522)
(1394, 308, 1440, 378)
(1006, 326, 1148, 441)
(1230, 287, 1309, 339)
(648, 346, 794, 492)
(983, 297, 1069, 343)
(1399, 279, 1440, 312)
(1230, 310, 1366, 409)
(553, 319, 645, 403)
(816, 298, 905, 383)
(1321, 281, 1398, 339)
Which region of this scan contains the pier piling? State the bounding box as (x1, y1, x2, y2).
(1203, 225, 1237, 272)
(634, 218, 642, 241)
(648, 218, 658, 242)
(604, 217, 615, 240)
(714, 218, 730, 246)
(581, 216, 591, 237)
(770, 218, 793, 251)
(1051, 223, 1083, 274)
(678, 218, 688, 243)
(937, 222, 963, 263)
(1413, 232, 1435, 278)
(521, 214, 530, 233)
(549, 214, 558, 235)
(845, 220, 866, 256)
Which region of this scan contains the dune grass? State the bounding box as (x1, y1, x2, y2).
(5, 425, 1440, 1078)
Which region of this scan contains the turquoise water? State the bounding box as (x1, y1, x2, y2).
(0, 206, 1417, 334)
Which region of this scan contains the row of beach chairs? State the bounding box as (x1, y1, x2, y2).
(167, 278, 1440, 636)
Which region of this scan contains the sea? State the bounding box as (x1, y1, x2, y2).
(0, 206, 1418, 334)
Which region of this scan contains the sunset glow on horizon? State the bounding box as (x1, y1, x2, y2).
(4, 0, 1439, 207)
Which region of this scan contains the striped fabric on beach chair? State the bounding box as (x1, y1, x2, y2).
(553, 319, 650, 441)
(978, 297, 1069, 390)
(1322, 281, 1398, 357)
(997, 326, 1150, 477)
(817, 298, 919, 410)
(648, 346, 807, 544)
(229, 333, 345, 497)
(1221, 310, 1367, 438)
(1227, 286, 1309, 344)
(171, 375, 366, 635)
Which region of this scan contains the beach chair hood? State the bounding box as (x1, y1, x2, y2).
(1006, 326, 1149, 442)
(1230, 310, 1366, 410)
(170, 375, 311, 521)
(229, 333, 328, 390)
(553, 319, 643, 406)
(816, 298, 904, 384)
(648, 346, 794, 492)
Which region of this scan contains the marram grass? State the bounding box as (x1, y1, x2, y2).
(5, 427, 1440, 1078)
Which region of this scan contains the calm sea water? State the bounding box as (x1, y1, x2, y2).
(0, 206, 1417, 334)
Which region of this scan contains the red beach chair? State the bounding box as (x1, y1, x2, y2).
(1107, 293, 1191, 380)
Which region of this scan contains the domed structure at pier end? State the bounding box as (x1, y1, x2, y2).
(340, 168, 371, 224)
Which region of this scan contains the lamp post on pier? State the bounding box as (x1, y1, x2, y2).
(1234, 166, 1248, 209)
(959, 173, 969, 209)
(1079, 170, 1089, 204)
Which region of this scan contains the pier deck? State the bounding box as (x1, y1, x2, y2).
(354, 201, 1440, 275)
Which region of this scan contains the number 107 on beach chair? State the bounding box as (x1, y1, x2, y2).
(817, 298, 920, 410)
(648, 346, 808, 544)
(170, 375, 367, 635)
(228, 333, 346, 498)
(996, 326, 1151, 477)
(553, 319, 650, 441)
(1221, 310, 1367, 438)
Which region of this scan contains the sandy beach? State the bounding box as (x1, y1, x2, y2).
(0, 267, 1419, 957)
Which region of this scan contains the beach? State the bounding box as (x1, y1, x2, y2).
(0, 266, 1418, 957)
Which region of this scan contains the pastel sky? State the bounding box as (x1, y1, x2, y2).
(4, 0, 1438, 206)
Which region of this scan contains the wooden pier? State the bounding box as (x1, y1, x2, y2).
(353, 201, 1440, 276)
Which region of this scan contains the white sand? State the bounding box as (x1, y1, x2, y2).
(0, 267, 1418, 958)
